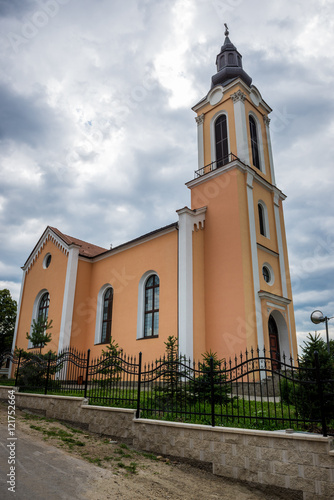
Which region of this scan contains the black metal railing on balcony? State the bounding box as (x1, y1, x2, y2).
(194, 153, 241, 178)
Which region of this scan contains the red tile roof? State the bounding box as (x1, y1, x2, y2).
(49, 227, 107, 258)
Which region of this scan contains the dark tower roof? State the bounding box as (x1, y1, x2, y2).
(211, 25, 252, 88)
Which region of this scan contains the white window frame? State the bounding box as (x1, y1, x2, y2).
(137, 270, 159, 339)
(94, 284, 113, 345)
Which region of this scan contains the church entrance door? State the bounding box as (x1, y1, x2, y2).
(268, 314, 280, 370)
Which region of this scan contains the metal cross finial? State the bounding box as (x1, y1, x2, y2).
(224, 23, 229, 37)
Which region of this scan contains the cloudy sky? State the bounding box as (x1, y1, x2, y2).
(0, 0, 333, 352)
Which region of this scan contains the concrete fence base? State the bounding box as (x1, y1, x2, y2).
(1, 387, 333, 500)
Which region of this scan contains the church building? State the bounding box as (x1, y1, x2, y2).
(12, 28, 298, 364)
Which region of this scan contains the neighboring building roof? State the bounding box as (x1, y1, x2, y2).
(49, 227, 108, 258)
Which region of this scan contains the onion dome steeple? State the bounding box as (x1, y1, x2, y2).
(211, 24, 252, 88)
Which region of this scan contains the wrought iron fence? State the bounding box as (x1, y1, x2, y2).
(1, 347, 333, 436)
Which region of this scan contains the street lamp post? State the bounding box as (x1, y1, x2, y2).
(310, 310, 333, 354)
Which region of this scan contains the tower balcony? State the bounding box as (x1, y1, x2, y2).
(194, 153, 243, 178)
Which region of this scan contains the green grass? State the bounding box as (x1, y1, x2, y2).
(15, 385, 326, 433)
(0, 379, 16, 386)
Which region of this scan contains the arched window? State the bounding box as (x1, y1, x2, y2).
(258, 203, 265, 236)
(38, 292, 50, 321)
(249, 115, 260, 169)
(257, 201, 270, 238)
(101, 287, 113, 344)
(215, 115, 228, 168)
(28, 290, 50, 349)
(144, 275, 159, 337)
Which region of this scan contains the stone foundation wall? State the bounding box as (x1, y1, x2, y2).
(0, 388, 136, 439)
(1, 387, 333, 499)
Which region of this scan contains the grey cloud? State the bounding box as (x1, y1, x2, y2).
(0, 84, 65, 148)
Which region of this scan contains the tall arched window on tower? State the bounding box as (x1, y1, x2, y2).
(258, 203, 265, 236)
(101, 287, 113, 344)
(144, 275, 159, 337)
(249, 115, 260, 169)
(215, 114, 228, 168)
(257, 201, 270, 238)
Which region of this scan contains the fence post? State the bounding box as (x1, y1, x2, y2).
(210, 356, 215, 427)
(84, 349, 91, 399)
(136, 352, 142, 419)
(15, 350, 22, 387)
(314, 351, 327, 437)
(44, 352, 52, 395)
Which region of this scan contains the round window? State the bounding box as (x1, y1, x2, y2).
(262, 266, 270, 283)
(43, 253, 52, 269)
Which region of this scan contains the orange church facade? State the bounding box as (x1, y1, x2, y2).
(12, 31, 298, 365)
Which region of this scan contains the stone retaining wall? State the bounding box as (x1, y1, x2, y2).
(1, 387, 333, 499)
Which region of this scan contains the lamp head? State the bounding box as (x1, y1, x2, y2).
(310, 310, 326, 325)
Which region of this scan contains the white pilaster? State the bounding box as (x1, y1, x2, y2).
(177, 207, 206, 360)
(274, 193, 288, 298)
(195, 114, 205, 170)
(246, 173, 264, 352)
(263, 116, 276, 185)
(58, 245, 80, 352)
(231, 90, 250, 165)
(9, 270, 26, 377)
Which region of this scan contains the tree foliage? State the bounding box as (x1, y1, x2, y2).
(0, 289, 17, 352)
(26, 317, 53, 353)
(191, 350, 230, 404)
(98, 336, 123, 383)
(16, 318, 57, 389)
(293, 333, 334, 422)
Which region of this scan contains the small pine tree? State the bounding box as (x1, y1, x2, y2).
(26, 317, 53, 353)
(99, 337, 123, 383)
(192, 350, 230, 404)
(294, 333, 334, 422)
(154, 335, 188, 408)
(15, 317, 56, 390)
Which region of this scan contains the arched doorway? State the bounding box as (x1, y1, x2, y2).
(268, 314, 280, 370)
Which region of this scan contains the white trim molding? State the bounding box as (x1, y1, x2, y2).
(231, 90, 250, 165)
(23, 227, 70, 273)
(195, 113, 205, 170)
(176, 206, 206, 360)
(263, 115, 276, 186)
(58, 245, 80, 352)
(246, 173, 264, 352)
(273, 194, 288, 298)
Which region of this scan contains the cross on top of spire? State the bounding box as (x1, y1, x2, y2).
(224, 23, 229, 37)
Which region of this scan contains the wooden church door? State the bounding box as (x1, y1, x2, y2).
(268, 315, 280, 370)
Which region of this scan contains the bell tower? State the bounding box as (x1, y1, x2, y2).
(182, 26, 297, 362)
